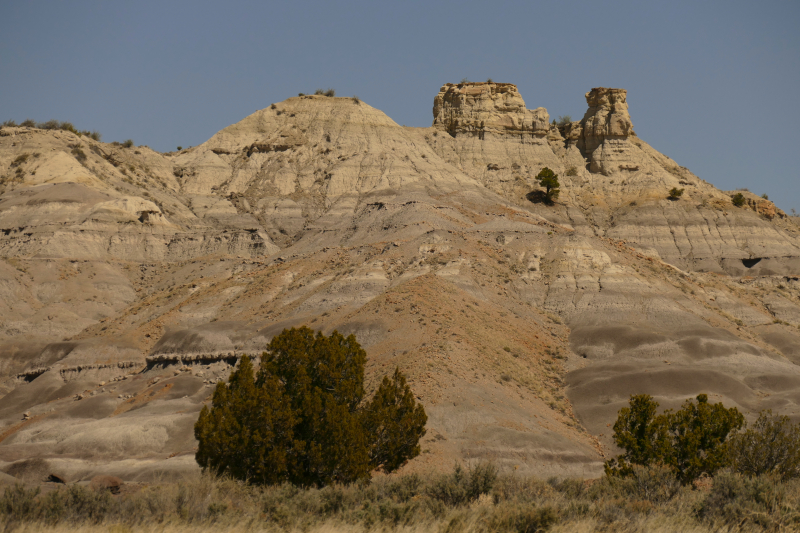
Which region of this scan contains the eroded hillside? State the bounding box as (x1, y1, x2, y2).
(2, 83, 800, 482)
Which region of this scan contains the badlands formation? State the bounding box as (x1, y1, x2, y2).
(2, 82, 800, 483)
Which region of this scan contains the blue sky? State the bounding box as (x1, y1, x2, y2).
(2, 1, 798, 210)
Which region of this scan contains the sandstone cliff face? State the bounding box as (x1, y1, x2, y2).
(433, 82, 550, 139)
(3, 84, 800, 483)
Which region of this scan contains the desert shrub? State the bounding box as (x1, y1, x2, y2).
(298, 92, 306, 96)
(668, 187, 684, 200)
(177, 146, 182, 151)
(352, 95, 360, 104)
(71, 146, 87, 163)
(314, 89, 325, 95)
(195, 327, 427, 487)
(698, 469, 788, 529)
(1, 483, 112, 525)
(427, 462, 498, 506)
(556, 115, 572, 126)
(607, 394, 744, 484)
(0, 484, 41, 522)
(362, 367, 428, 472)
(324, 88, 335, 97)
(565, 166, 578, 176)
(2, 119, 17, 127)
(20, 119, 36, 127)
(10, 154, 30, 167)
(604, 394, 671, 477)
(609, 464, 681, 504)
(122, 139, 134, 148)
(534, 167, 560, 204)
(662, 393, 743, 483)
(727, 410, 800, 479)
(761, 193, 769, 200)
(731, 192, 746, 207)
(38, 119, 60, 130)
(489, 503, 560, 533)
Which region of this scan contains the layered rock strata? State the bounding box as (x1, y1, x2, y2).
(3, 84, 800, 484)
(433, 82, 550, 139)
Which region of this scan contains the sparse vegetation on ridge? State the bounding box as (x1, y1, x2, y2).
(2, 119, 101, 140)
(731, 192, 746, 206)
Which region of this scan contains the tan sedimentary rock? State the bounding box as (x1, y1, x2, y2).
(578, 87, 636, 175)
(433, 82, 550, 139)
(3, 83, 800, 484)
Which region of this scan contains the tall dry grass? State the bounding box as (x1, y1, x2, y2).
(2, 464, 800, 532)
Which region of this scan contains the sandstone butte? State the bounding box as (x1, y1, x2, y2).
(1, 82, 800, 483)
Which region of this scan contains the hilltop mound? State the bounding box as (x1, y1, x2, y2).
(1, 83, 800, 483)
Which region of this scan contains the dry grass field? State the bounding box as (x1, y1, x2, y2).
(2, 465, 799, 532)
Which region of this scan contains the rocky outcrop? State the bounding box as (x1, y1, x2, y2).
(570, 87, 636, 175)
(433, 82, 550, 139)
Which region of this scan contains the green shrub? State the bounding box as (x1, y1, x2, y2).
(727, 410, 800, 479)
(324, 89, 335, 97)
(565, 166, 578, 176)
(122, 139, 134, 148)
(668, 187, 684, 200)
(534, 167, 560, 204)
(761, 193, 769, 200)
(177, 146, 182, 151)
(607, 394, 744, 484)
(556, 115, 572, 127)
(195, 327, 427, 487)
(731, 193, 746, 207)
(2, 119, 17, 127)
(663, 393, 743, 483)
(314, 89, 325, 95)
(20, 119, 36, 127)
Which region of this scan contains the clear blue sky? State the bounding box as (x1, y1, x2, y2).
(2, 1, 798, 210)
